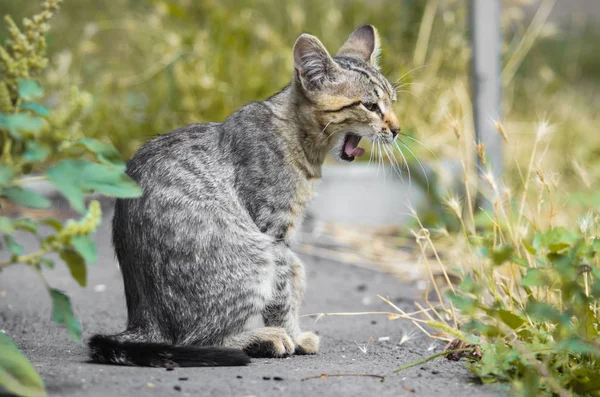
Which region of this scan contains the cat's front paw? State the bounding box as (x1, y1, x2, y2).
(294, 331, 320, 355)
(244, 327, 295, 358)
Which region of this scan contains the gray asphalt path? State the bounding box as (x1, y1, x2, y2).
(0, 209, 506, 397)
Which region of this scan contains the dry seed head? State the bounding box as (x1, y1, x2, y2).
(536, 120, 554, 139)
(482, 170, 498, 192)
(450, 119, 461, 140)
(572, 160, 591, 189)
(579, 213, 592, 234)
(445, 196, 462, 219)
(476, 142, 486, 165)
(494, 120, 509, 143)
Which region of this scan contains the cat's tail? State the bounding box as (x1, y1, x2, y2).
(88, 334, 250, 367)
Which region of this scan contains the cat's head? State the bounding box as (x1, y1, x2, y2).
(292, 25, 400, 162)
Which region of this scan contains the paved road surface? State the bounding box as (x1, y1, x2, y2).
(0, 209, 505, 397)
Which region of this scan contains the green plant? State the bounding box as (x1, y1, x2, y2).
(0, 2, 140, 396)
(387, 122, 600, 396)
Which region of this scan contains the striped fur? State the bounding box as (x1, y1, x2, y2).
(89, 25, 399, 367)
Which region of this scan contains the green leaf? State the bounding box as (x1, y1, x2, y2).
(0, 166, 13, 187)
(542, 227, 578, 253)
(522, 238, 536, 255)
(4, 235, 23, 256)
(59, 249, 87, 287)
(0, 217, 14, 234)
(489, 245, 514, 266)
(17, 79, 44, 101)
(13, 219, 38, 233)
(49, 289, 81, 342)
(511, 256, 529, 267)
(24, 141, 51, 162)
(20, 103, 49, 117)
(48, 159, 141, 213)
(1, 186, 50, 209)
(522, 268, 549, 287)
(556, 337, 600, 357)
(0, 114, 44, 138)
(71, 235, 97, 264)
(73, 138, 123, 167)
(496, 309, 526, 330)
(0, 332, 46, 397)
(526, 301, 569, 326)
(39, 218, 63, 232)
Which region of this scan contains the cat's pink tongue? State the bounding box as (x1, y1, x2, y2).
(344, 135, 365, 158)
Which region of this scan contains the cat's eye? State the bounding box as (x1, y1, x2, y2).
(362, 102, 380, 114)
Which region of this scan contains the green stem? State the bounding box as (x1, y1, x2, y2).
(0, 247, 50, 269)
(11, 175, 48, 186)
(394, 348, 475, 373)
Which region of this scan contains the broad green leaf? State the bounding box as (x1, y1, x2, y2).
(73, 138, 123, 167)
(0, 166, 13, 187)
(48, 159, 141, 213)
(0, 114, 44, 138)
(446, 292, 475, 312)
(17, 79, 44, 101)
(522, 238, 536, 255)
(59, 249, 87, 287)
(0, 332, 46, 397)
(511, 256, 529, 267)
(496, 309, 526, 330)
(556, 337, 600, 357)
(521, 268, 549, 287)
(13, 219, 38, 233)
(24, 141, 51, 162)
(20, 103, 49, 117)
(541, 227, 578, 253)
(532, 232, 542, 251)
(49, 289, 81, 342)
(1, 186, 50, 209)
(593, 238, 600, 255)
(4, 235, 23, 256)
(489, 245, 514, 266)
(39, 218, 63, 232)
(526, 301, 569, 326)
(0, 217, 14, 234)
(71, 235, 97, 264)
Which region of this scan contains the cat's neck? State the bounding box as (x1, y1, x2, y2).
(264, 84, 328, 177)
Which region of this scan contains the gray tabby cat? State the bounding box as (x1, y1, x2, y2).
(89, 24, 400, 367)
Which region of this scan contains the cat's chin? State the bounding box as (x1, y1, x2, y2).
(340, 132, 365, 162)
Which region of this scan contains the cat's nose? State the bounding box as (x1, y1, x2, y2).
(390, 126, 400, 138)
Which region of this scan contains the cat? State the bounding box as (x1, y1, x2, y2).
(89, 24, 400, 367)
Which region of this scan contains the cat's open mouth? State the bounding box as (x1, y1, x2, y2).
(340, 133, 365, 162)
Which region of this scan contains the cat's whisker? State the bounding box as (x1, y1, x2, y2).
(392, 64, 431, 86)
(382, 142, 404, 183)
(395, 139, 429, 192)
(397, 132, 437, 159)
(320, 121, 333, 135)
(391, 140, 412, 189)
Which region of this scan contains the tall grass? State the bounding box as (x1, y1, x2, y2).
(2, 1, 598, 191)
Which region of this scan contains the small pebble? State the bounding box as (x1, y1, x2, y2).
(178, 377, 188, 381)
(273, 376, 283, 381)
(371, 320, 377, 325)
(174, 385, 181, 392)
(263, 376, 271, 380)
(431, 370, 440, 375)
(236, 375, 243, 379)
(357, 283, 367, 291)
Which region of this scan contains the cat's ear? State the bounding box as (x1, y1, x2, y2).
(337, 25, 381, 68)
(293, 33, 341, 89)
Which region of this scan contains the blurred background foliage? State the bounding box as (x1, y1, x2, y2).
(1, 0, 599, 217)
